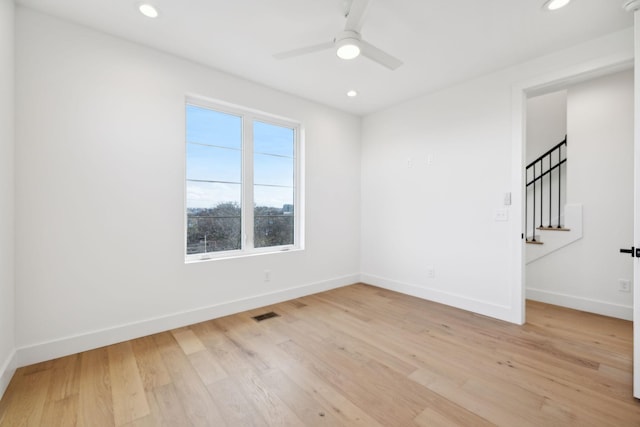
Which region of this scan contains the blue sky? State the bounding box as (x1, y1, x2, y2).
(186, 105, 294, 210)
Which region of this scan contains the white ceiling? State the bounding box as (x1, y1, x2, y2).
(16, 0, 633, 116)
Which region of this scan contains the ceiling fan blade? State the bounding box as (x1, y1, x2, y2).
(359, 40, 403, 70)
(273, 42, 334, 60)
(344, 0, 371, 32)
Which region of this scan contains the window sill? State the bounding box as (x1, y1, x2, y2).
(185, 246, 303, 264)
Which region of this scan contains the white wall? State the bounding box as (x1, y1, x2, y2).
(0, 0, 15, 398)
(14, 8, 361, 365)
(525, 91, 567, 231)
(361, 28, 633, 323)
(527, 70, 634, 320)
(526, 91, 567, 164)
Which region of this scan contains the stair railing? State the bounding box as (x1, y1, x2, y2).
(525, 137, 567, 243)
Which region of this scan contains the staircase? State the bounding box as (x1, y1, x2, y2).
(526, 203, 582, 263)
(525, 137, 583, 262)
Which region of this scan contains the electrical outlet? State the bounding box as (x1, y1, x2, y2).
(264, 270, 271, 282)
(619, 279, 631, 293)
(494, 208, 508, 222)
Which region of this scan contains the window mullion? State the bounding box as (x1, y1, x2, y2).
(243, 117, 255, 250)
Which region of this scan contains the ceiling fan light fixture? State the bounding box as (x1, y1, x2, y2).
(138, 3, 159, 18)
(273, 3, 403, 70)
(336, 39, 361, 60)
(543, 0, 572, 11)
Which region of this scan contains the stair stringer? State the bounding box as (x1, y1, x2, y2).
(526, 204, 583, 264)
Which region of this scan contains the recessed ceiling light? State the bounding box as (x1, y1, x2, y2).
(139, 3, 159, 18)
(347, 90, 358, 97)
(543, 0, 571, 11)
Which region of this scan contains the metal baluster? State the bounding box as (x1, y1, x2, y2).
(538, 158, 543, 233)
(532, 162, 537, 242)
(548, 153, 552, 228)
(525, 167, 528, 241)
(558, 142, 562, 228)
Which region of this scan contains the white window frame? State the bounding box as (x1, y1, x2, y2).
(185, 96, 304, 262)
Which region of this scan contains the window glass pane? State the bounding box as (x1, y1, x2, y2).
(186, 103, 243, 257)
(254, 121, 294, 157)
(253, 120, 295, 249)
(186, 143, 241, 183)
(186, 181, 241, 254)
(254, 185, 294, 248)
(186, 105, 242, 149)
(254, 153, 294, 187)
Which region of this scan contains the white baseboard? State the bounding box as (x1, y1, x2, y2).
(527, 288, 633, 320)
(16, 274, 358, 368)
(0, 349, 17, 400)
(361, 274, 519, 324)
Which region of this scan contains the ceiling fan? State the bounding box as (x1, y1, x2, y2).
(273, 0, 403, 70)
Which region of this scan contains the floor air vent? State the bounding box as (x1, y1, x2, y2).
(252, 312, 280, 322)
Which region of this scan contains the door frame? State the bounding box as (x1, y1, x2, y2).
(633, 15, 640, 399)
(510, 53, 634, 326)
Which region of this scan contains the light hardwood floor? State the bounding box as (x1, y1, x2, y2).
(1, 283, 639, 426)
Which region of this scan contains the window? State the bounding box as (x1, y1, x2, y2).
(185, 98, 301, 261)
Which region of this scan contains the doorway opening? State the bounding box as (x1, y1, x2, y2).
(524, 70, 634, 322)
(510, 54, 633, 325)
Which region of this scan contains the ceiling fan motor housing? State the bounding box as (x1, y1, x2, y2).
(335, 30, 362, 59)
